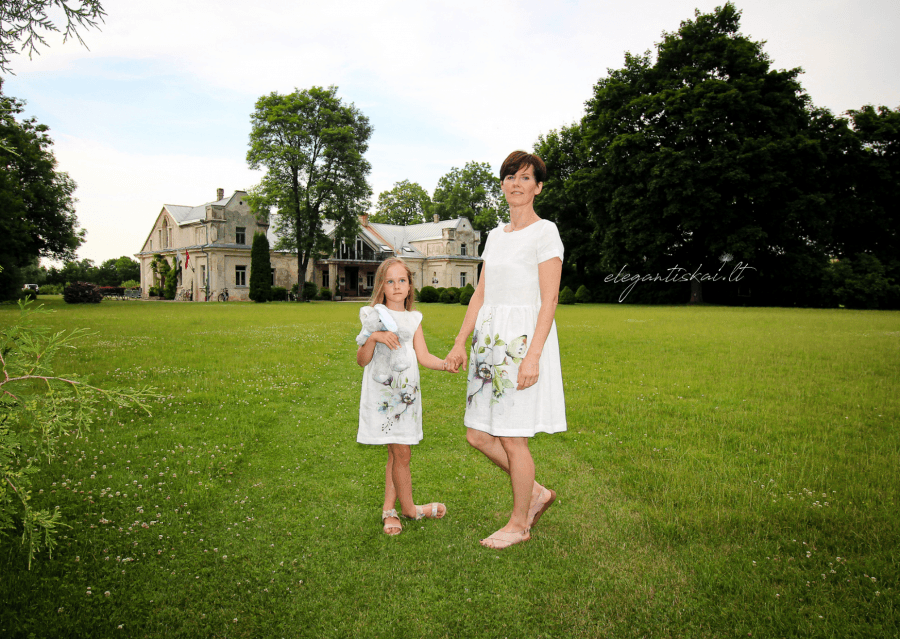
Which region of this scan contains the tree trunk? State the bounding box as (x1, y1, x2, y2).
(689, 279, 703, 304)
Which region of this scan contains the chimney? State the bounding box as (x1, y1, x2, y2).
(360, 213, 369, 226)
(216, 188, 224, 201)
(433, 214, 439, 223)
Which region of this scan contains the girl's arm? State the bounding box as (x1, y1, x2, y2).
(446, 267, 487, 371)
(412, 324, 452, 372)
(516, 257, 562, 390)
(357, 331, 400, 367)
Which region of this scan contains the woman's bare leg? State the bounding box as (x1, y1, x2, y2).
(498, 437, 534, 531)
(466, 427, 546, 507)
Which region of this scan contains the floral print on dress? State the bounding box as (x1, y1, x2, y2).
(467, 316, 528, 414)
(376, 372, 419, 433)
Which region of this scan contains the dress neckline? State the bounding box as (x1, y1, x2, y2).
(502, 218, 544, 234)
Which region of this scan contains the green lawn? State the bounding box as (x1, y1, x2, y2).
(1, 298, 898, 638)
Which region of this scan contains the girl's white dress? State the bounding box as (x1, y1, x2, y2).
(357, 307, 424, 445)
(464, 219, 567, 437)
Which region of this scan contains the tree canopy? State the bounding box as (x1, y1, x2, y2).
(432, 161, 508, 252)
(1, 80, 83, 299)
(0, 0, 105, 74)
(246, 85, 372, 300)
(552, 3, 834, 304)
(372, 180, 431, 226)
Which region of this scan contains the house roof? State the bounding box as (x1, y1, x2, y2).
(162, 192, 243, 226)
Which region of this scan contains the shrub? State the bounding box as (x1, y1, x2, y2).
(302, 281, 318, 301)
(575, 285, 592, 303)
(97, 286, 124, 298)
(441, 287, 460, 303)
(38, 284, 63, 295)
(459, 287, 474, 305)
(63, 281, 102, 304)
(419, 286, 439, 303)
(120, 279, 140, 289)
(18, 289, 38, 302)
(318, 287, 333, 300)
(249, 232, 272, 303)
(271, 286, 288, 301)
(559, 286, 576, 305)
(148, 286, 160, 297)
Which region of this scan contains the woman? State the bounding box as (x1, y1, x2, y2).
(446, 151, 566, 549)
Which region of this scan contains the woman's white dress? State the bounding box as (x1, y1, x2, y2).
(464, 219, 567, 437)
(357, 307, 423, 445)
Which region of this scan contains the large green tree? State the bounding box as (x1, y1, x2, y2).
(248, 231, 272, 303)
(0, 0, 105, 74)
(247, 86, 372, 300)
(581, 3, 831, 305)
(535, 123, 599, 292)
(0, 80, 83, 299)
(432, 161, 508, 253)
(372, 179, 431, 226)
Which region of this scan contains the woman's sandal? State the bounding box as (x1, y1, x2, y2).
(480, 528, 531, 550)
(382, 509, 402, 535)
(528, 487, 557, 529)
(401, 503, 447, 520)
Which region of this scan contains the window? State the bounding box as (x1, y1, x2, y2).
(460, 243, 467, 256)
(323, 270, 330, 288)
(367, 273, 374, 288)
(271, 268, 276, 287)
(356, 239, 363, 258)
(168, 228, 173, 248)
(200, 266, 206, 293)
(460, 272, 466, 287)
(236, 227, 246, 244)
(235, 265, 247, 287)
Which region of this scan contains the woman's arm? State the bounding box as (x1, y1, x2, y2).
(446, 267, 487, 372)
(412, 325, 451, 372)
(516, 257, 562, 390)
(356, 331, 400, 367)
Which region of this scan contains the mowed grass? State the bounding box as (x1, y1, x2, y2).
(0, 298, 897, 638)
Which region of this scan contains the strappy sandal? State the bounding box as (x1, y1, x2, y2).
(480, 528, 530, 550)
(382, 509, 402, 535)
(401, 503, 447, 520)
(528, 487, 557, 528)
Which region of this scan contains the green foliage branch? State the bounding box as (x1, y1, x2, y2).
(0, 299, 157, 567)
(0, 0, 106, 74)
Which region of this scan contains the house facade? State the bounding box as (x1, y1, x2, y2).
(136, 189, 482, 301)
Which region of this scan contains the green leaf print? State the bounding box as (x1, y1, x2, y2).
(485, 335, 491, 346)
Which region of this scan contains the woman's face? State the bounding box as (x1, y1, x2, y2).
(501, 164, 543, 207)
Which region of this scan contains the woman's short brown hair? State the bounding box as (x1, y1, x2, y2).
(500, 151, 547, 184)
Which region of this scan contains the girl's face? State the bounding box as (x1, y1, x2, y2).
(382, 263, 410, 310)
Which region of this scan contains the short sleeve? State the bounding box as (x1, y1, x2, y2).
(480, 229, 497, 263)
(536, 221, 564, 263)
(410, 310, 423, 331)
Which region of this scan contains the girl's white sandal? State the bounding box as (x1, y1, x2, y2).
(382, 509, 402, 535)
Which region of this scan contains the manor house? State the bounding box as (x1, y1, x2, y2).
(136, 189, 482, 301)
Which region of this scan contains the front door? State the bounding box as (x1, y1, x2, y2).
(345, 267, 358, 295)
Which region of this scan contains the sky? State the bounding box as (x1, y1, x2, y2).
(4, 0, 899, 266)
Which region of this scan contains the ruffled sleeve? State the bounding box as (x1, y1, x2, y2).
(536, 220, 564, 264)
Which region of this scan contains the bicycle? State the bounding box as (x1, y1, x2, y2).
(217, 287, 230, 302)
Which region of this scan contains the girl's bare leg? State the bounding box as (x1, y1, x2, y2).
(387, 444, 416, 518)
(382, 447, 402, 534)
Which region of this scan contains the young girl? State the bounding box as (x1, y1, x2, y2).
(356, 257, 454, 535)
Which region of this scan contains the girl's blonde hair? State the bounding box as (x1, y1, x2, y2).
(369, 257, 416, 311)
